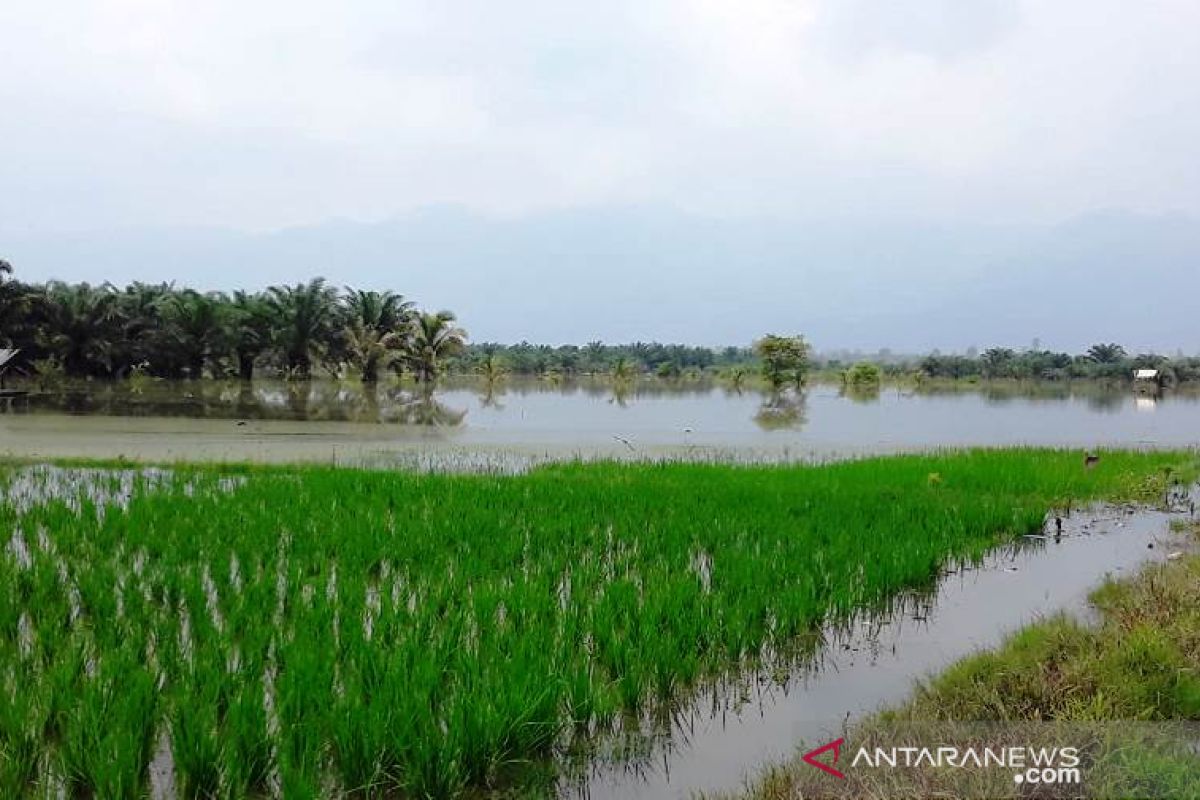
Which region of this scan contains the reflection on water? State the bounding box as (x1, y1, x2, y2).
(3, 377, 1200, 463)
(753, 390, 808, 430)
(16, 379, 469, 427)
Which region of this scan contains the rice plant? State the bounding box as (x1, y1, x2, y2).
(0, 449, 1193, 797)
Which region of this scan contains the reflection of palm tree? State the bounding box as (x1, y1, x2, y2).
(609, 380, 632, 408)
(478, 378, 506, 410)
(408, 311, 467, 383)
(394, 386, 467, 427)
(754, 390, 808, 431)
(286, 381, 312, 419)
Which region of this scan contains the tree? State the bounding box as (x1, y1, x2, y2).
(162, 290, 228, 378)
(342, 289, 414, 383)
(228, 291, 274, 381)
(981, 347, 1015, 378)
(117, 282, 172, 373)
(267, 278, 339, 378)
(753, 334, 810, 391)
(407, 311, 467, 383)
(37, 282, 123, 376)
(843, 361, 882, 386)
(1086, 343, 1127, 364)
(0, 259, 29, 349)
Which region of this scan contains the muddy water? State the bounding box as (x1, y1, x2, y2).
(1, 379, 1199, 465)
(566, 504, 1195, 800)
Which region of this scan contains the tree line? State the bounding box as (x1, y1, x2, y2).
(2, 260, 1197, 385)
(0, 262, 465, 382)
(913, 344, 1200, 384)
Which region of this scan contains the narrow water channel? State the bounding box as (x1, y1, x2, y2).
(567, 502, 1194, 799)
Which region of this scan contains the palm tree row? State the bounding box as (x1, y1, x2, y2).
(0, 268, 466, 383)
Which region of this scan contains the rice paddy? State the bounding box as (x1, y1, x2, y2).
(0, 450, 1194, 798)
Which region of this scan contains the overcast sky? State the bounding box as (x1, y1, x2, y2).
(3, 1, 1199, 349)
(4, 0, 1198, 233)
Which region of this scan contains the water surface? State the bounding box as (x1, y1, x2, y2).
(2, 379, 1197, 464)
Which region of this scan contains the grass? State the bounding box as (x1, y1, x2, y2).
(727, 521, 1200, 800)
(0, 449, 1195, 798)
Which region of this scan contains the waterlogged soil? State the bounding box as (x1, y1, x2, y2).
(565, 502, 1196, 800)
(2, 379, 1200, 466)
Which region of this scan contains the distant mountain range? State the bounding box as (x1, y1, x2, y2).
(5, 207, 1198, 353)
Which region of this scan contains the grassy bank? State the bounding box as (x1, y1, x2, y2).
(728, 522, 1200, 800)
(0, 450, 1195, 797)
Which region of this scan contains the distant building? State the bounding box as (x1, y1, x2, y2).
(1133, 368, 1163, 393)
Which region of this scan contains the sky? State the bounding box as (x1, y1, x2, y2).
(3, 1, 1199, 350)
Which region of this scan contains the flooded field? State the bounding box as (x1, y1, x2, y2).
(2, 378, 1198, 465)
(571, 500, 1195, 799)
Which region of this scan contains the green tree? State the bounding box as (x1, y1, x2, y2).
(37, 282, 123, 376)
(843, 361, 882, 386)
(1086, 343, 1127, 364)
(162, 290, 228, 378)
(116, 282, 172, 373)
(0, 259, 29, 349)
(407, 311, 467, 383)
(981, 347, 1015, 378)
(267, 278, 339, 378)
(228, 291, 274, 381)
(342, 289, 414, 383)
(753, 334, 811, 391)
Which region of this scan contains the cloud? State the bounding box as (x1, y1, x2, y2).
(1, 0, 1199, 234)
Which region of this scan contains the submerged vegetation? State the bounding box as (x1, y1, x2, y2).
(1, 450, 1194, 797)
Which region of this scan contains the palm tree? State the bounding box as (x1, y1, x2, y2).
(477, 351, 508, 384)
(0, 259, 28, 348)
(37, 282, 123, 376)
(267, 278, 339, 378)
(228, 291, 274, 381)
(1086, 343, 1127, 364)
(162, 290, 227, 378)
(406, 311, 466, 383)
(342, 289, 414, 383)
(610, 357, 637, 383)
(117, 282, 172, 373)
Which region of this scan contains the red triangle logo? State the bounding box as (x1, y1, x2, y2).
(802, 737, 846, 779)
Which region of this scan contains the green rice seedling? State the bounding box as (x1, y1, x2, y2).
(58, 650, 157, 800)
(1, 450, 1196, 797)
(170, 662, 225, 798)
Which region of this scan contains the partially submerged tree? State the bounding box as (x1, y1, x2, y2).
(753, 334, 811, 391)
(267, 278, 340, 378)
(342, 289, 414, 383)
(407, 311, 467, 383)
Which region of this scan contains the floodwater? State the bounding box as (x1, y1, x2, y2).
(1, 378, 1198, 465)
(567, 498, 1196, 800)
